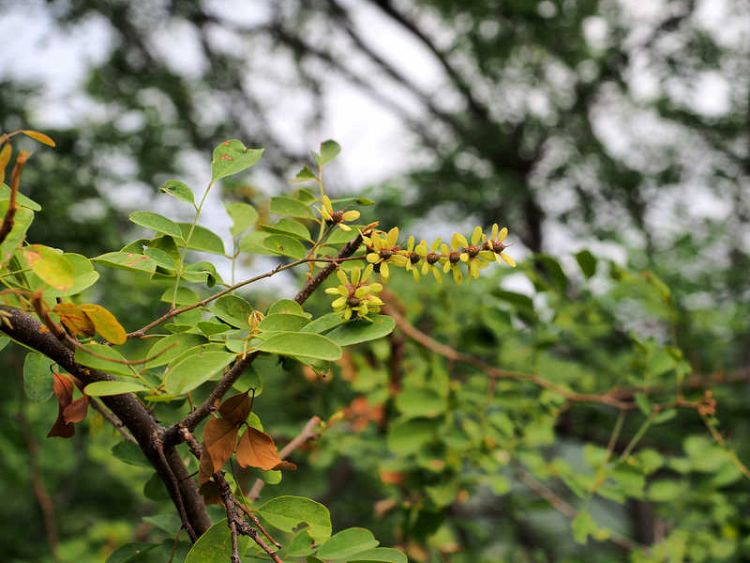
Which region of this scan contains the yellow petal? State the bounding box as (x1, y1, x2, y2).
(380, 262, 390, 279)
(497, 227, 508, 243)
(501, 253, 516, 267)
(342, 210, 360, 222)
(387, 227, 399, 247)
(471, 226, 483, 245)
(336, 269, 348, 286)
(367, 252, 380, 263)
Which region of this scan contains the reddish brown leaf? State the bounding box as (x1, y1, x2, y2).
(53, 303, 95, 338)
(63, 396, 90, 424)
(198, 449, 215, 485)
(218, 392, 251, 425)
(199, 481, 223, 505)
(47, 373, 75, 438)
(203, 417, 238, 474)
(236, 427, 283, 471)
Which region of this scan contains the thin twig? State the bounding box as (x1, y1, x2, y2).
(89, 399, 136, 443)
(129, 253, 366, 339)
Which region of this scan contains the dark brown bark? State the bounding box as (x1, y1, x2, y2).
(0, 306, 212, 539)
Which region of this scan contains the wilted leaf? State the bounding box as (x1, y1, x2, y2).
(47, 373, 75, 438)
(218, 392, 252, 425)
(203, 417, 238, 474)
(79, 303, 127, 344)
(54, 303, 95, 337)
(23, 245, 74, 291)
(20, 129, 56, 147)
(63, 396, 89, 424)
(236, 427, 283, 471)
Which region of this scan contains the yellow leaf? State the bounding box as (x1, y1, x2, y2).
(0, 144, 11, 184)
(21, 130, 56, 148)
(79, 304, 127, 345)
(53, 303, 95, 337)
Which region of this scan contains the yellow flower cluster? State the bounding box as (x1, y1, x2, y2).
(325, 265, 385, 320)
(362, 224, 515, 284)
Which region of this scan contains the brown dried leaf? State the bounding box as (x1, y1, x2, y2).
(80, 303, 127, 345)
(63, 396, 89, 424)
(203, 417, 238, 474)
(218, 392, 251, 425)
(54, 303, 95, 338)
(47, 373, 75, 438)
(198, 449, 215, 485)
(199, 481, 222, 505)
(235, 427, 283, 471)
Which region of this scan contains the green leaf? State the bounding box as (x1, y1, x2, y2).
(387, 418, 436, 456)
(263, 218, 313, 241)
(160, 286, 200, 306)
(23, 352, 54, 402)
(85, 380, 150, 396)
(315, 139, 341, 166)
(164, 348, 236, 394)
(94, 251, 157, 275)
(238, 231, 276, 255)
(185, 519, 251, 562)
(106, 543, 157, 563)
(111, 441, 151, 467)
(301, 313, 345, 334)
(255, 332, 341, 361)
(129, 211, 183, 240)
(316, 528, 379, 560)
(0, 206, 33, 263)
(270, 196, 313, 218)
(257, 495, 332, 542)
(145, 333, 207, 369)
(267, 299, 309, 317)
(395, 388, 447, 419)
(575, 250, 597, 279)
(258, 314, 310, 332)
(23, 245, 74, 291)
(47, 253, 99, 297)
(213, 294, 253, 328)
(347, 547, 408, 563)
(211, 140, 264, 182)
(291, 165, 317, 183)
(325, 316, 395, 346)
(160, 179, 196, 206)
(178, 223, 226, 255)
(144, 247, 176, 270)
(74, 343, 136, 377)
(0, 182, 41, 210)
(225, 202, 258, 236)
(571, 510, 610, 544)
(263, 235, 308, 259)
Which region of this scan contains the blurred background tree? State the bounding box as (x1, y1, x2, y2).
(0, 0, 748, 561)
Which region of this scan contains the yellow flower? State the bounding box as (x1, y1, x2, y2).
(319, 195, 361, 231)
(364, 227, 401, 280)
(325, 264, 384, 320)
(398, 235, 421, 282)
(480, 223, 515, 267)
(416, 238, 443, 283)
